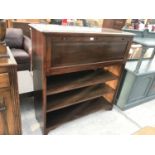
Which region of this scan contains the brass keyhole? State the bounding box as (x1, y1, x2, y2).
(0, 106, 6, 112)
(90, 37, 95, 41)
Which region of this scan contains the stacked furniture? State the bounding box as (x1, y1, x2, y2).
(103, 19, 126, 30)
(12, 21, 31, 37)
(0, 47, 21, 134)
(117, 29, 155, 110)
(30, 24, 133, 134)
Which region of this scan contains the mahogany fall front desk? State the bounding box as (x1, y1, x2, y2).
(30, 24, 133, 134)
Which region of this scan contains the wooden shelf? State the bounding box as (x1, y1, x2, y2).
(47, 84, 114, 113)
(46, 97, 112, 132)
(47, 69, 117, 95)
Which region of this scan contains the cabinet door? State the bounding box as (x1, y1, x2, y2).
(49, 36, 129, 68)
(128, 74, 154, 102)
(0, 97, 8, 134)
(0, 89, 16, 135)
(148, 77, 155, 96)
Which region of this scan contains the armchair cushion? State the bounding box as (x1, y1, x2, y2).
(5, 28, 24, 49)
(11, 48, 30, 64)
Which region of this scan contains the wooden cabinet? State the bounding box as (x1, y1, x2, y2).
(0, 73, 10, 88)
(103, 19, 126, 30)
(30, 24, 133, 134)
(0, 48, 21, 135)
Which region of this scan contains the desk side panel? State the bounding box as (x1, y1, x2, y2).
(31, 29, 46, 134)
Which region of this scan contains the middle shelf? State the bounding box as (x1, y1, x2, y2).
(46, 84, 114, 113)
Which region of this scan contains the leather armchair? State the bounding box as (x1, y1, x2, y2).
(5, 28, 32, 71)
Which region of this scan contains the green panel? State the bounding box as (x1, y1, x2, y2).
(117, 71, 155, 110)
(116, 71, 136, 108)
(128, 74, 154, 102)
(148, 77, 155, 96)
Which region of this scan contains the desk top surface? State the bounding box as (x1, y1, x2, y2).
(30, 24, 134, 36)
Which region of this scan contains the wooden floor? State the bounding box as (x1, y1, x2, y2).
(133, 126, 155, 135)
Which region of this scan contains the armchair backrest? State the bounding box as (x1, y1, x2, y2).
(5, 28, 24, 49)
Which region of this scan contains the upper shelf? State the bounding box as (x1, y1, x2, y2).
(29, 24, 134, 36)
(47, 69, 117, 95)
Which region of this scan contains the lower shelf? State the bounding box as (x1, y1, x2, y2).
(46, 97, 112, 133)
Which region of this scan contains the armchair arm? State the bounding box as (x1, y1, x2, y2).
(23, 35, 32, 70)
(23, 35, 32, 55)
